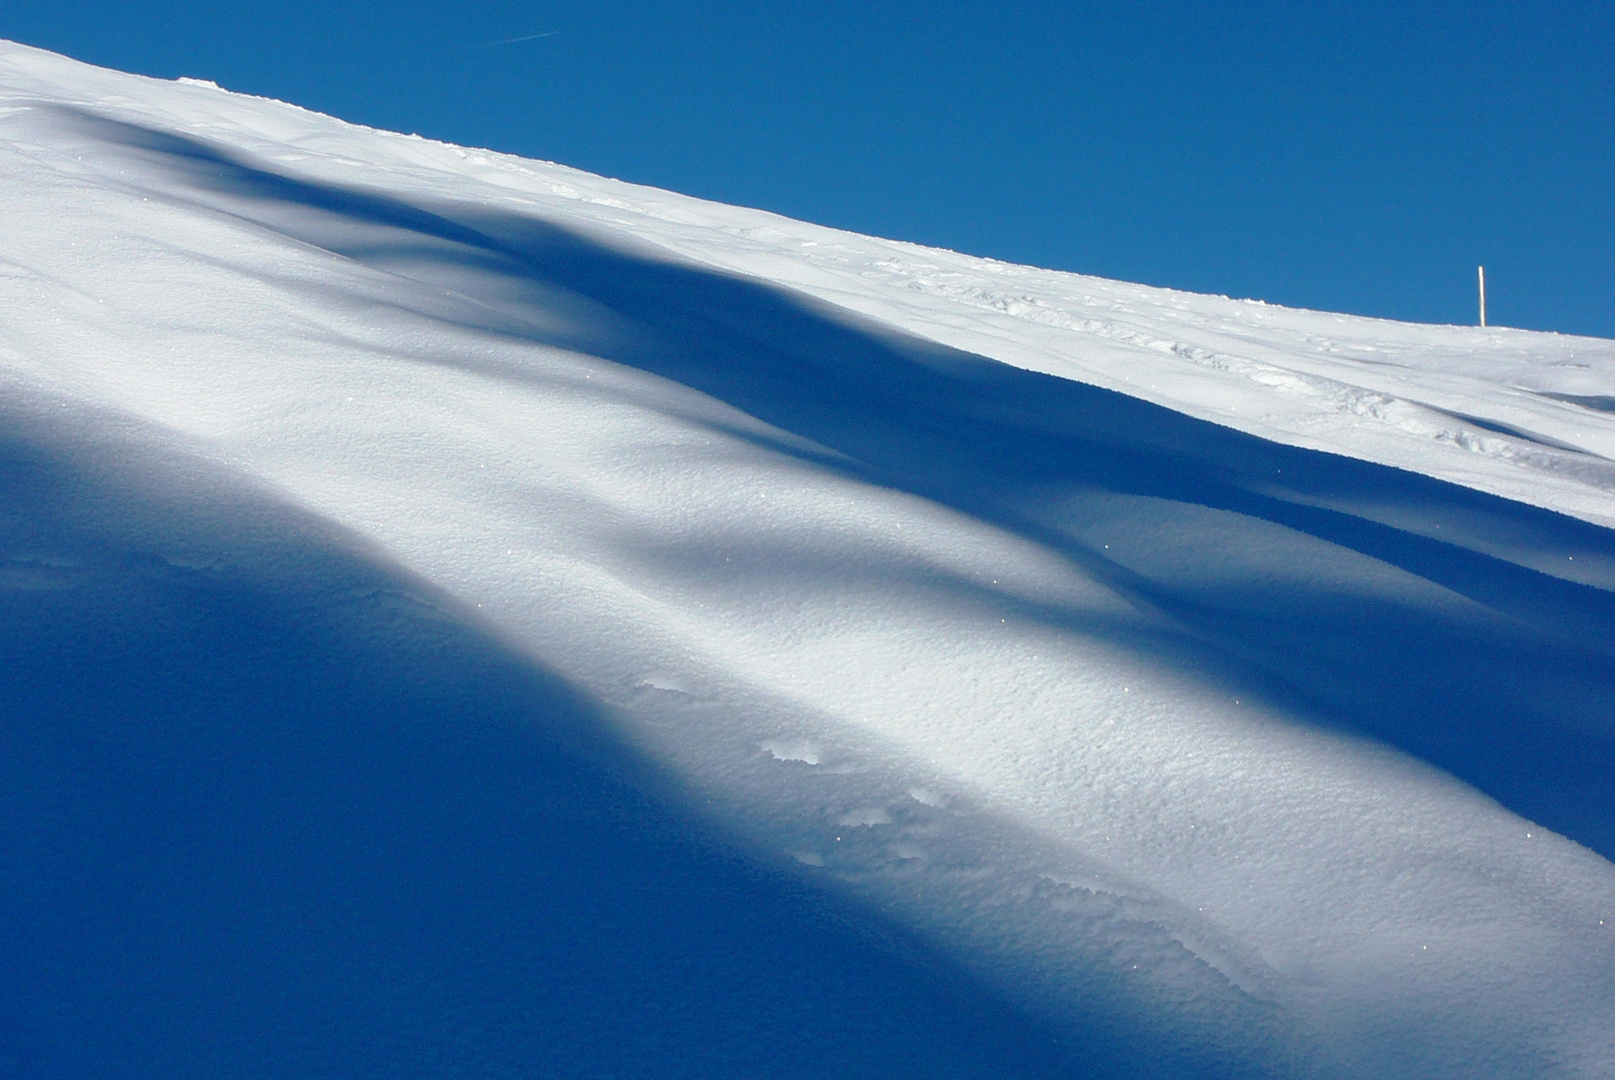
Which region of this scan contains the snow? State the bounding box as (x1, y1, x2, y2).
(1, 40, 1612, 1078)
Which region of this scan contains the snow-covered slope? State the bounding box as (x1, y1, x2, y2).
(2, 42, 1613, 1079)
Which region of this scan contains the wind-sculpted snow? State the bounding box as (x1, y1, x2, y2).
(2, 41, 1613, 1078)
(0, 400, 1083, 1079)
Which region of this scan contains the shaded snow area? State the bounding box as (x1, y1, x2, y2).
(2, 41, 1613, 1079)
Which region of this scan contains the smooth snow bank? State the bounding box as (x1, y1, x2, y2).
(2, 41, 1613, 1079)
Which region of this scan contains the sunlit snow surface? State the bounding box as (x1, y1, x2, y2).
(2, 42, 1613, 1079)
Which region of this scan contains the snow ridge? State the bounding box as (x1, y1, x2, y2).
(2, 40, 1613, 1079)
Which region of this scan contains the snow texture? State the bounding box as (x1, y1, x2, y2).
(1, 41, 1613, 1079)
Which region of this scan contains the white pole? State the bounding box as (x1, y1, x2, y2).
(1478, 265, 1486, 327)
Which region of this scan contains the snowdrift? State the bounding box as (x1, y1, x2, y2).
(2, 42, 1613, 1078)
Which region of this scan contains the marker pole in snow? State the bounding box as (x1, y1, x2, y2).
(1478, 266, 1487, 327)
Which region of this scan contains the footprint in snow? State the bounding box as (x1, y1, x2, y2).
(837, 806, 894, 827)
(758, 739, 822, 765)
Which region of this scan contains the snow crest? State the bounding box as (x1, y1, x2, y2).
(2, 39, 1614, 1079)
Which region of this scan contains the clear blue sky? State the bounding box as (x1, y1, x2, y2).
(7, 1, 1612, 337)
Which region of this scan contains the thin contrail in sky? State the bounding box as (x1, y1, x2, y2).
(475, 30, 560, 47)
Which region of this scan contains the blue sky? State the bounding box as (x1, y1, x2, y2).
(7, 0, 1611, 337)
